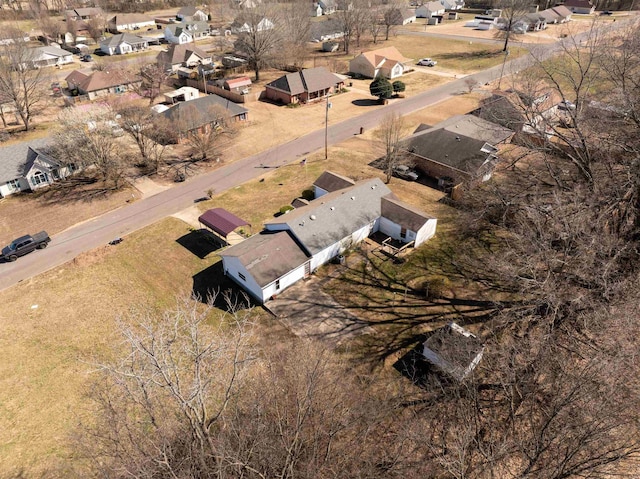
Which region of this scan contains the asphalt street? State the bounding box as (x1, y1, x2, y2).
(0, 23, 623, 291)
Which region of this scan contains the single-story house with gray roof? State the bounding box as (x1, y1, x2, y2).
(24, 46, 73, 69)
(402, 115, 513, 191)
(157, 93, 248, 142)
(264, 67, 344, 105)
(0, 138, 77, 198)
(220, 172, 437, 302)
(100, 33, 150, 55)
(165, 21, 210, 44)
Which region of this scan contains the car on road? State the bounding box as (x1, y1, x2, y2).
(1, 231, 50, 262)
(600, 10, 613, 15)
(393, 165, 419, 181)
(417, 58, 437, 67)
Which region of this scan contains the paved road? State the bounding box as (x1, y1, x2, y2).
(0, 21, 625, 292)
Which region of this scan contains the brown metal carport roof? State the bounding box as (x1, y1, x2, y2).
(198, 208, 249, 237)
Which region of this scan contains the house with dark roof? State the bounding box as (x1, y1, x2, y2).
(402, 114, 513, 191)
(199, 208, 250, 245)
(25, 46, 73, 69)
(550, 5, 572, 22)
(562, 0, 595, 14)
(220, 172, 437, 303)
(422, 322, 484, 381)
(65, 68, 142, 100)
(349, 46, 411, 79)
(157, 93, 248, 142)
(165, 21, 210, 44)
(107, 13, 156, 33)
(0, 138, 77, 198)
(318, 0, 337, 14)
(313, 170, 355, 197)
(156, 43, 212, 72)
(177, 6, 209, 22)
(100, 33, 149, 55)
(264, 67, 344, 105)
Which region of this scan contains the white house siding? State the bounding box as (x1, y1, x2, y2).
(387, 63, 404, 79)
(116, 20, 155, 31)
(261, 263, 308, 301)
(0, 178, 29, 197)
(309, 222, 373, 270)
(222, 256, 266, 303)
(414, 218, 437, 247)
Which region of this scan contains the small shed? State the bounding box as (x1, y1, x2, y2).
(198, 208, 251, 245)
(422, 322, 484, 381)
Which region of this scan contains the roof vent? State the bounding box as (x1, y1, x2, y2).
(351, 196, 355, 200)
(456, 136, 460, 141)
(310, 214, 316, 220)
(371, 185, 376, 189)
(330, 206, 335, 211)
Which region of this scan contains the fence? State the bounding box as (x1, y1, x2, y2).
(184, 79, 260, 103)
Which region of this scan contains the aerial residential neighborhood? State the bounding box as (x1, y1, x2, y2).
(0, 0, 638, 477)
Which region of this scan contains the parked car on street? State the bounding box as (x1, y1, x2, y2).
(1, 231, 50, 262)
(417, 58, 437, 67)
(393, 165, 419, 181)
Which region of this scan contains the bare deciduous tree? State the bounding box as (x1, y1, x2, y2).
(233, 4, 282, 81)
(0, 37, 51, 131)
(376, 111, 408, 183)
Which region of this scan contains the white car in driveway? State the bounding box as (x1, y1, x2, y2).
(417, 58, 437, 67)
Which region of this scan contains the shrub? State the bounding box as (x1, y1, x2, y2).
(279, 205, 294, 214)
(370, 77, 393, 100)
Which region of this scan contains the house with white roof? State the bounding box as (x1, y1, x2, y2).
(220, 172, 437, 303)
(416, 1, 445, 18)
(25, 46, 73, 68)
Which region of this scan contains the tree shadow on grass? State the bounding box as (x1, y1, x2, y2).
(352, 99, 380, 107)
(192, 261, 256, 311)
(176, 229, 223, 259)
(34, 176, 118, 204)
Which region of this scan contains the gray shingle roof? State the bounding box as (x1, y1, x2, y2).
(159, 94, 248, 131)
(381, 196, 434, 232)
(100, 33, 147, 48)
(313, 170, 355, 193)
(266, 67, 342, 96)
(220, 231, 309, 287)
(265, 178, 392, 255)
(0, 137, 52, 184)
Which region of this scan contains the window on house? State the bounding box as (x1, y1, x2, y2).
(31, 171, 48, 186)
(275, 279, 280, 290)
(238, 273, 246, 281)
(400, 227, 407, 239)
(8, 179, 20, 190)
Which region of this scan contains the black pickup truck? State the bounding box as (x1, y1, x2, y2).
(0, 231, 51, 262)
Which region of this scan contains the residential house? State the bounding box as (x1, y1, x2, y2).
(562, 0, 595, 14)
(107, 14, 156, 33)
(65, 68, 141, 100)
(100, 33, 149, 55)
(165, 21, 210, 44)
(349, 46, 411, 79)
(0, 138, 77, 198)
(313, 170, 354, 197)
(176, 6, 209, 22)
(473, 89, 560, 140)
(264, 67, 344, 105)
(416, 1, 445, 18)
(539, 8, 562, 23)
(25, 46, 73, 68)
(550, 5, 572, 22)
(157, 94, 248, 142)
(65, 7, 103, 21)
(310, 18, 344, 42)
(156, 43, 212, 72)
(0, 29, 30, 46)
(220, 173, 438, 303)
(440, 0, 464, 10)
(422, 322, 484, 381)
(318, 0, 337, 14)
(385, 7, 417, 25)
(402, 114, 513, 190)
(523, 12, 547, 30)
(223, 76, 252, 94)
(235, 0, 262, 8)
(231, 16, 275, 33)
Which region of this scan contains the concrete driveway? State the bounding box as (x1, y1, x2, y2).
(267, 268, 374, 347)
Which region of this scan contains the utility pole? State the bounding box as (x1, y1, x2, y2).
(324, 92, 331, 159)
(497, 48, 509, 90)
